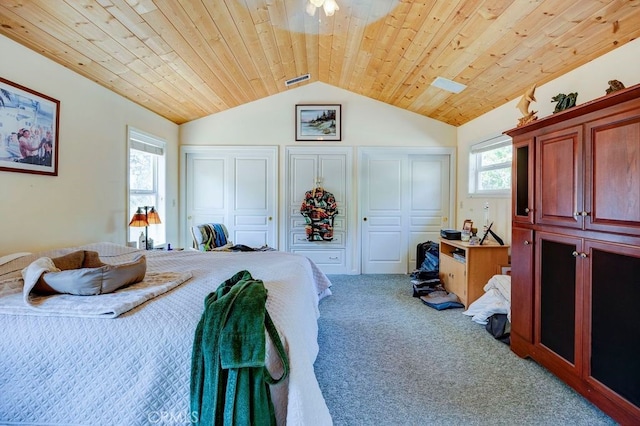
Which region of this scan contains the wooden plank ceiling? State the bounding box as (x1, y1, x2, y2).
(0, 0, 639, 126)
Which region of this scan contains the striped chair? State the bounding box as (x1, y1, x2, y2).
(190, 223, 232, 251)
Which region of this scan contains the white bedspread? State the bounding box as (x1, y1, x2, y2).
(0, 243, 333, 425)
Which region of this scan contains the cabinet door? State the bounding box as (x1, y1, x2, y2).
(536, 126, 583, 229)
(288, 152, 348, 249)
(439, 254, 467, 306)
(535, 231, 584, 376)
(585, 111, 640, 236)
(286, 147, 352, 274)
(585, 240, 640, 420)
(510, 227, 534, 355)
(512, 137, 534, 224)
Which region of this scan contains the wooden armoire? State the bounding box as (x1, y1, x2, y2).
(505, 83, 640, 424)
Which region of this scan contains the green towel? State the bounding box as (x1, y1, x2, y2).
(191, 270, 289, 425)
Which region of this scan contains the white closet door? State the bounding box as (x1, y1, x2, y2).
(186, 153, 227, 232)
(360, 148, 453, 274)
(232, 156, 276, 248)
(183, 147, 277, 249)
(407, 155, 451, 269)
(360, 154, 405, 273)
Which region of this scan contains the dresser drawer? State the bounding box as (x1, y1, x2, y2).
(291, 231, 344, 247)
(293, 249, 345, 266)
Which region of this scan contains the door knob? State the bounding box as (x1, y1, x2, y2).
(363, 217, 367, 221)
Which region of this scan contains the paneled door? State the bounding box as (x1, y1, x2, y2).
(285, 146, 353, 274)
(181, 146, 277, 249)
(359, 148, 453, 273)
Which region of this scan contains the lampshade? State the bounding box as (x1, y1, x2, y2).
(128, 208, 148, 227)
(147, 207, 162, 224)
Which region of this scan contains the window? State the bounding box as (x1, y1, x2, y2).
(128, 127, 166, 246)
(468, 135, 512, 196)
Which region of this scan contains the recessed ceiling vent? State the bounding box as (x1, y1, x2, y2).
(431, 76, 467, 94)
(285, 73, 311, 87)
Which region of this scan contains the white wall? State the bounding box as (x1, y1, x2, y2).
(181, 82, 456, 147)
(456, 37, 640, 246)
(0, 35, 179, 255)
(180, 82, 458, 248)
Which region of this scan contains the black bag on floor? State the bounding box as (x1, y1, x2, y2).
(485, 313, 511, 344)
(413, 241, 440, 281)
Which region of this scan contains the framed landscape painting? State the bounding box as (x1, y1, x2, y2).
(0, 77, 60, 176)
(295, 104, 341, 141)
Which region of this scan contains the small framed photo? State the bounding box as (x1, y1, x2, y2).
(0, 77, 60, 176)
(498, 265, 512, 275)
(295, 104, 341, 141)
(463, 219, 473, 232)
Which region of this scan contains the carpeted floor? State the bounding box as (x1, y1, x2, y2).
(314, 274, 616, 426)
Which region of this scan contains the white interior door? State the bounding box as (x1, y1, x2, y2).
(182, 146, 277, 249)
(360, 148, 453, 273)
(361, 155, 405, 273)
(407, 155, 451, 269)
(232, 156, 276, 248)
(185, 153, 227, 238)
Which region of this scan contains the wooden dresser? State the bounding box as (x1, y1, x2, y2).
(505, 83, 640, 424)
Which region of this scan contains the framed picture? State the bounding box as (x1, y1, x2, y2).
(497, 265, 512, 275)
(0, 77, 60, 176)
(463, 219, 473, 231)
(295, 104, 341, 141)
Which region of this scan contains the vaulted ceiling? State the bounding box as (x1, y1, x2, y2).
(0, 0, 639, 126)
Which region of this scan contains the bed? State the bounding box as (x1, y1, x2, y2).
(0, 242, 333, 425)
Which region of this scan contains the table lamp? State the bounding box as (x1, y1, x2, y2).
(129, 206, 161, 249)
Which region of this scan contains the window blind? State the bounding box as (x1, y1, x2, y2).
(129, 129, 165, 155)
(470, 134, 511, 154)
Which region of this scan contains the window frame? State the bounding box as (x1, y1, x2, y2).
(127, 126, 166, 246)
(468, 134, 512, 198)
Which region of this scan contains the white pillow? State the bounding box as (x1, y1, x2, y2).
(0, 252, 31, 267)
(33, 254, 147, 296)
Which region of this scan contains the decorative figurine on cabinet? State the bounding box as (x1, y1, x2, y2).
(605, 79, 625, 94)
(551, 92, 578, 113)
(516, 84, 538, 127)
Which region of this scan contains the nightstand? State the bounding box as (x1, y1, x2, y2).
(439, 239, 509, 307)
